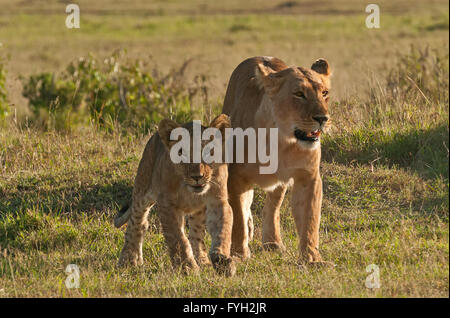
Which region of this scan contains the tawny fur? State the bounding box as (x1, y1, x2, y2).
(115, 114, 236, 276)
(222, 56, 334, 266)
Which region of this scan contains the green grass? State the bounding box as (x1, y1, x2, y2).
(0, 115, 448, 297)
(0, 0, 449, 298)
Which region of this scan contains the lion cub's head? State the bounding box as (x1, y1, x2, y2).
(256, 58, 332, 149)
(158, 114, 230, 195)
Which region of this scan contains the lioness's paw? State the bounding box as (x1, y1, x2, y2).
(210, 253, 236, 277)
(262, 241, 286, 252)
(298, 260, 336, 270)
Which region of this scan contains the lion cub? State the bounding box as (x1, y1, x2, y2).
(114, 114, 235, 276)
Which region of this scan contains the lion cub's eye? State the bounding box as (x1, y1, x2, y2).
(322, 90, 329, 97)
(294, 91, 306, 99)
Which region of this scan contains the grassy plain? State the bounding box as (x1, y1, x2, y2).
(0, 0, 448, 297)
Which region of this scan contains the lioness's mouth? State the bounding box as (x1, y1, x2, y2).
(294, 129, 321, 142)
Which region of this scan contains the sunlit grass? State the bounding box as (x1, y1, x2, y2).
(0, 0, 448, 298)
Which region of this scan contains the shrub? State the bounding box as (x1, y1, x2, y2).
(21, 51, 209, 132)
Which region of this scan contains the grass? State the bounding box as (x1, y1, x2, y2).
(0, 127, 447, 297)
(0, 0, 449, 297)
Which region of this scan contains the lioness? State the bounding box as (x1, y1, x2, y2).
(222, 56, 333, 266)
(114, 114, 235, 276)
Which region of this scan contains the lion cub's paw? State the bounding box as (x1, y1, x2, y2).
(197, 256, 212, 267)
(180, 259, 200, 275)
(210, 253, 236, 277)
(117, 249, 143, 267)
(230, 246, 251, 260)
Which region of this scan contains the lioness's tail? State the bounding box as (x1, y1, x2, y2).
(114, 204, 131, 228)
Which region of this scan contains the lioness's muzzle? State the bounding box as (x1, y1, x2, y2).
(294, 129, 321, 142)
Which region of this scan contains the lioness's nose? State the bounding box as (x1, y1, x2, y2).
(312, 115, 329, 125)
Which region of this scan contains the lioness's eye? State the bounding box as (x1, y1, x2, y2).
(294, 91, 306, 99)
(322, 90, 329, 97)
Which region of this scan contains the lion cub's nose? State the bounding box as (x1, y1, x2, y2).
(191, 175, 203, 182)
(312, 115, 329, 125)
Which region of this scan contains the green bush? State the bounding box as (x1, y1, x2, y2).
(21, 51, 208, 131)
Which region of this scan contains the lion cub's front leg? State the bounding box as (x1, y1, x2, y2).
(206, 199, 236, 277)
(159, 207, 199, 274)
(118, 196, 154, 267)
(188, 211, 211, 266)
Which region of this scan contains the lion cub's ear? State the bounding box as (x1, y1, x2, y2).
(158, 118, 181, 149)
(209, 114, 231, 135)
(311, 58, 331, 77)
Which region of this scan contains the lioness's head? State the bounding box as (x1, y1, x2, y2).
(256, 58, 332, 149)
(158, 114, 231, 195)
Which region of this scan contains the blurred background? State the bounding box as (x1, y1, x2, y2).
(0, 0, 448, 118)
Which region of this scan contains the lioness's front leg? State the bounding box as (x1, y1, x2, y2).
(159, 207, 199, 274)
(227, 168, 253, 259)
(228, 190, 253, 259)
(262, 185, 287, 251)
(291, 172, 325, 265)
(206, 199, 236, 277)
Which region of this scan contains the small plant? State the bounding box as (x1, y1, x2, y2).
(21, 51, 210, 132)
(0, 50, 8, 121)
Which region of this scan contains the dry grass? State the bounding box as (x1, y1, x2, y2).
(0, 0, 448, 298)
(0, 124, 447, 297)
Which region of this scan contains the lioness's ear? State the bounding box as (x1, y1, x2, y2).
(311, 58, 331, 77)
(255, 63, 285, 97)
(158, 118, 180, 149)
(209, 114, 231, 135)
